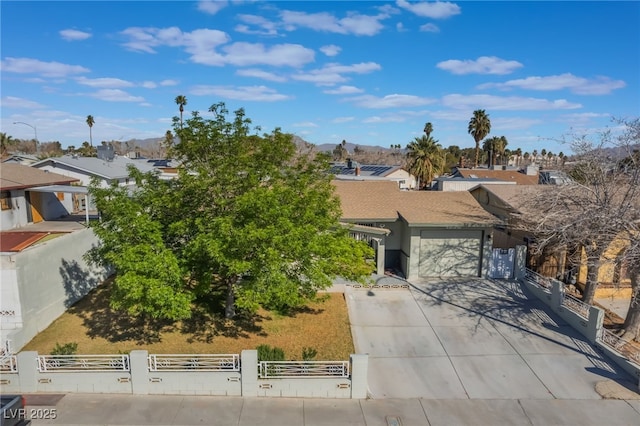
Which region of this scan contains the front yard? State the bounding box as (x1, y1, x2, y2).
(23, 278, 354, 360)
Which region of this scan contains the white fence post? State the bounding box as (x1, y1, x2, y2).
(241, 349, 258, 397)
(130, 350, 149, 395)
(350, 354, 368, 399)
(587, 306, 604, 343)
(550, 279, 563, 310)
(514, 245, 527, 281)
(17, 351, 38, 393)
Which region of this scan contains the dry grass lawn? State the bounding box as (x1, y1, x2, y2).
(23, 278, 354, 360)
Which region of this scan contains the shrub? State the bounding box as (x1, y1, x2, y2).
(302, 347, 318, 361)
(256, 344, 285, 361)
(51, 342, 78, 355)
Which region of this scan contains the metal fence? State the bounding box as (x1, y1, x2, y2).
(562, 292, 590, 319)
(258, 361, 350, 379)
(37, 355, 130, 372)
(148, 354, 240, 372)
(599, 329, 640, 366)
(524, 268, 553, 291)
(0, 355, 17, 372)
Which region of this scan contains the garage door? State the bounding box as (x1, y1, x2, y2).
(419, 229, 483, 277)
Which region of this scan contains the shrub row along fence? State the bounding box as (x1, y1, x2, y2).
(521, 268, 640, 389)
(0, 350, 368, 398)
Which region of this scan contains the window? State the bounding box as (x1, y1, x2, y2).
(0, 192, 12, 210)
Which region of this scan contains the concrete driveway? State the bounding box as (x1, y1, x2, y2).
(346, 277, 636, 400)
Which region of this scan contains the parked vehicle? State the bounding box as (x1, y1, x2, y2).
(0, 395, 30, 426)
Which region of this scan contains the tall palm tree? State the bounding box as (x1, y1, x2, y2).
(423, 122, 433, 138)
(175, 95, 187, 128)
(515, 148, 522, 166)
(86, 115, 95, 147)
(468, 109, 491, 167)
(405, 135, 444, 189)
(0, 132, 15, 157)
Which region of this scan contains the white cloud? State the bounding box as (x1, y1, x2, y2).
(293, 62, 381, 86)
(0, 57, 90, 77)
(75, 77, 135, 88)
(141, 81, 157, 89)
(442, 94, 582, 110)
(492, 117, 543, 130)
(59, 29, 92, 41)
(349, 94, 436, 108)
(396, 0, 461, 19)
(236, 68, 287, 82)
(362, 115, 406, 123)
(89, 89, 145, 102)
(219, 43, 314, 67)
(292, 121, 318, 128)
(323, 85, 364, 95)
(1, 96, 46, 109)
(280, 10, 389, 36)
(198, 0, 228, 15)
(190, 85, 292, 102)
(332, 116, 355, 123)
(420, 23, 440, 33)
(235, 14, 279, 36)
(437, 56, 523, 75)
(120, 27, 229, 55)
(320, 44, 341, 57)
(396, 22, 407, 32)
(160, 79, 179, 86)
(477, 73, 626, 95)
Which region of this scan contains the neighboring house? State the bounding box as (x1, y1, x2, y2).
(333, 180, 497, 279)
(0, 163, 80, 230)
(1, 153, 40, 165)
(469, 184, 632, 295)
(31, 148, 158, 188)
(330, 160, 417, 190)
(451, 165, 539, 185)
(433, 176, 517, 192)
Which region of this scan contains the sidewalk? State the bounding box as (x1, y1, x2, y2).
(25, 393, 640, 426)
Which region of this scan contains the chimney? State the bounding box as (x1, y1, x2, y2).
(355, 164, 361, 176)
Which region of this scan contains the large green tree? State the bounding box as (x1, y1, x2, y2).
(405, 132, 444, 189)
(468, 109, 491, 167)
(88, 102, 373, 321)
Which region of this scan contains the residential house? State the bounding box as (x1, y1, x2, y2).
(469, 184, 633, 296)
(451, 165, 540, 186)
(1, 153, 40, 166)
(334, 180, 497, 279)
(330, 161, 417, 190)
(0, 163, 80, 230)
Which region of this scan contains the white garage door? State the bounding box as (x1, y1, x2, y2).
(419, 229, 483, 277)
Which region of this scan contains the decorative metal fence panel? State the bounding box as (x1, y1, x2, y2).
(599, 329, 640, 366)
(524, 268, 553, 291)
(148, 354, 240, 372)
(562, 293, 590, 319)
(37, 355, 130, 372)
(0, 355, 17, 372)
(258, 361, 349, 379)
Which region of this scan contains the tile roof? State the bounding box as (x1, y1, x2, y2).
(332, 180, 496, 226)
(456, 168, 539, 185)
(0, 163, 79, 190)
(32, 155, 158, 180)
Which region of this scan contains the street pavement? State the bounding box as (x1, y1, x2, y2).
(21, 277, 640, 425)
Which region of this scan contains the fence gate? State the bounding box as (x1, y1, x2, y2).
(490, 248, 515, 279)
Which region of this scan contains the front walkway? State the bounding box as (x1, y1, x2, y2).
(346, 277, 638, 400)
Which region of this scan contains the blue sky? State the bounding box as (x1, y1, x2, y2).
(1, 1, 638, 154)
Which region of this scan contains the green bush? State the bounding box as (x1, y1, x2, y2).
(51, 342, 78, 355)
(256, 344, 285, 361)
(302, 347, 318, 361)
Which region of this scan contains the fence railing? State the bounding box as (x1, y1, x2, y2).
(148, 354, 240, 372)
(258, 361, 350, 379)
(0, 355, 17, 372)
(37, 355, 130, 372)
(562, 292, 590, 319)
(524, 268, 553, 290)
(599, 329, 640, 366)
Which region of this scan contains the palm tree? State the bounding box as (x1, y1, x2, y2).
(405, 135, 444, 189)
(86, 115, 95, 147)
(423, 122, 433, 138)
(0, 132, 15, 157)
(175, 95, 187, 128)
(482, 135, 507, 166)
(468, 109, 491, 167)
(515, 148, 522, 166)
